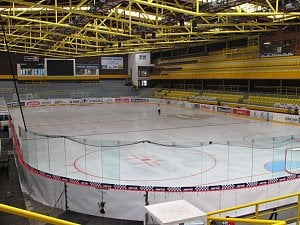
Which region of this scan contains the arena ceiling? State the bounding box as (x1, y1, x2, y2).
(0, 0, 300, 58)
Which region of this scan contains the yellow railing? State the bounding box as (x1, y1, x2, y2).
(208, 216, 286, 225)
(207, 192, 300, 225)
(0, 203, 80, 225)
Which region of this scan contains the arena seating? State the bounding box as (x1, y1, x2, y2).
(154, 46, 300, 79)
(153, 89, 199, 101)
(243, 95, 300, 108)
(153, 89, 170, 99)
(153, 89, 300, 115)
(154, 90, 243, 104)
(201, 92, 244, 103)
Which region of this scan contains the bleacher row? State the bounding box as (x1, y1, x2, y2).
(243, 96, 300, 107)
(157, 46, 258, 65)
(153, 90, 198, 101)
(155, 46, 300, 76)
(159, 58, 300, 75)
(153, 89, 300, 113)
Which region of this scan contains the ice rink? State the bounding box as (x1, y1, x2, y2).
(9, 102, 300, 187)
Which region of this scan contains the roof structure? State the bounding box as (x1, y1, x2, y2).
(0, 0, 299, 57)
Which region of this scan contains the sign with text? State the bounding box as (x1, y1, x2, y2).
(101, 57, 123, 69)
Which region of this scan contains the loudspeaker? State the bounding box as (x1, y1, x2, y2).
(180, 19, 184, 26)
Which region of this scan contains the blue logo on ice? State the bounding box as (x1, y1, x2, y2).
(265, 161, 300, 172)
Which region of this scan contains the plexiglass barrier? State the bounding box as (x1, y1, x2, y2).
(18, 126, 300, 188)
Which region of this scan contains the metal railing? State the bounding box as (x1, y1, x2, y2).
(0, 203, 79, 225)
(207, 192, 300, 225)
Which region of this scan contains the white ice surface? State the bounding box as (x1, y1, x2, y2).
(10, 103, 300, 187)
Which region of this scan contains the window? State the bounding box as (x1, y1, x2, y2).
(140, 80, 148, 87)
(139, 54, 147, 60)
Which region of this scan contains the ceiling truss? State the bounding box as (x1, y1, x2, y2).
(0, 0, 299, 57)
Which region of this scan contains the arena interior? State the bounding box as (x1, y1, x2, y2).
(1, 0, 300, 225)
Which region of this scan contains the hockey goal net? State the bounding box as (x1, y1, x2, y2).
(284, 147, 300, 174)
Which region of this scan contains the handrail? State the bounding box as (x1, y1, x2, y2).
(207, 192, 300, 216)
(206, 192, 300, 225)
(0, 203, 80, 225)
(208, 216, 286, 225)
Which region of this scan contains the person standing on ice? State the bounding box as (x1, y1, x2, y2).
(156, 104, 161, 116)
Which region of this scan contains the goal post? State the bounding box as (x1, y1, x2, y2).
(284, 147, 300, 174)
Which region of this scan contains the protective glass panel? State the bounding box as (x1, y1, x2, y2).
(18, 129, 300, 188)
